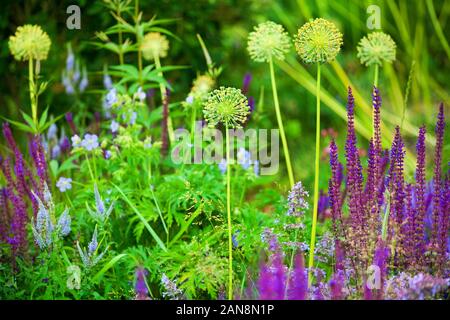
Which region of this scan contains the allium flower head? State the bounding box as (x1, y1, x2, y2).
(191, 74, 215, 97)
(203, 87, 250, 128)
(357, 32, 396, 67)
(247, 21, 291, 63)
(141, 32, 169, 60)
(9, 25, 51, 61)
(294, 18, 343, 64)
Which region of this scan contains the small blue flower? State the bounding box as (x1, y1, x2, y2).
(130, 112, 137, 125)
(136, 86, 146, 102)
(57, 208, 71, 236)
(253, 159, 259, 176)
(51, 145, 61, 159)
(71, 134, 81, 148)
(79, 67, 88, 92)
(88, 227, 98, 255)
(237, 147, 252, 170)
(105, 88, 117, 108)
(218, 158, 227, 174)
(66, 50, 75, 71)
(103, 73, 113, 90)
(104, 150, 112, 159)
(185, 95, 194, 104)
(110, 120, 119, 133)
(56, 177, 72, 192)
(81, 134, 99, 151)
(47, 123, 58, 140)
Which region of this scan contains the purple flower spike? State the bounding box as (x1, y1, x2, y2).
(431, 103, 446, 274)
(241, 72, 252, 95)
(135, 267, 150, 300)
(414, 126, 426, 269)
(287, 254, 307, 300)
(65, 112, 78, 134)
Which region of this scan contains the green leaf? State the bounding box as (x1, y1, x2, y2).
(49, 160, 59, 178)
(21, 112, 37, 131)
(38, 107, 49, 130)
(0, 117, 35, 133)
(39, 113, 65, 132)
(92, 253, 128, 283)
(113, 184, 168, 252)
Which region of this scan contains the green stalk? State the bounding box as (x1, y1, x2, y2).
(28, 58, 38, 128)
(308, 63, 321, 285)
(269, 58, 295, 188)
(154, 54, 175, 142)
(85, 154, 95, 183)
(225, 124, 233, 300)
(373, 64, 379, 88)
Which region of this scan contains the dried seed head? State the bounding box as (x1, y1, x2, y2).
(203, 87, 249, 128)
(247, 21, 291, 63)
(294, 18, 343, 64)
(357, 32, 396, 67)
(9, 25, 51, 61)
(141, 32, 169, 60)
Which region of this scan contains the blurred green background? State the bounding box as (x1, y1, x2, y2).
(1, 0, 449, 190)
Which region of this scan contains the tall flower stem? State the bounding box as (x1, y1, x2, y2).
(269, 58, 294, 188)
(373, 64, 379, 88)
(117, 8, 124, 66)
(154, 54, 175, 143)
(28, 58, 38, 129)
(225, 124, 233, 300)
(308, 63, 321, 285)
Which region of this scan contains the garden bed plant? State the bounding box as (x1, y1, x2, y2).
(0, 0, 448, 300)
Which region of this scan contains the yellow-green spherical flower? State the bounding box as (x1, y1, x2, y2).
(141, 32, 169, 60)
(8, 25, 51, 61)
(203, 87, 249, 128)
(247, 21, 291, 63)
(294, 18, 343, 64)
(357, 32, 396, 67)
(192, 74, 215, 97)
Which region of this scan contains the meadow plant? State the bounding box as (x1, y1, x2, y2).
(294, 18, 343, 283)
(357, 32, 397, 87)
(203, 86, 250, 299)
(247, 21, 295, 188)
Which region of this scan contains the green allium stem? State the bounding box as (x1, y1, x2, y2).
(308, 63, 321, 285)
(191, 105, 197, 141)
(28, 58, 38, 129)
(269, 58, 295, 188)
(225, 124, 233, 300)
(154, 54, 175, 143)
(374, 63, 379, 88)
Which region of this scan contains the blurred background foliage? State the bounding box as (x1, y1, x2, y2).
(0, 0, 449, 190)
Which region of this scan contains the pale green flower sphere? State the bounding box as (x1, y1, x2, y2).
(203, 87, 249, 128)
(141, 32, 169, 60)
(357, 32, 396, 67)
(9, 25, 51, 61)
(247, 21, 291, 63)
(294, 18, 343, 64)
